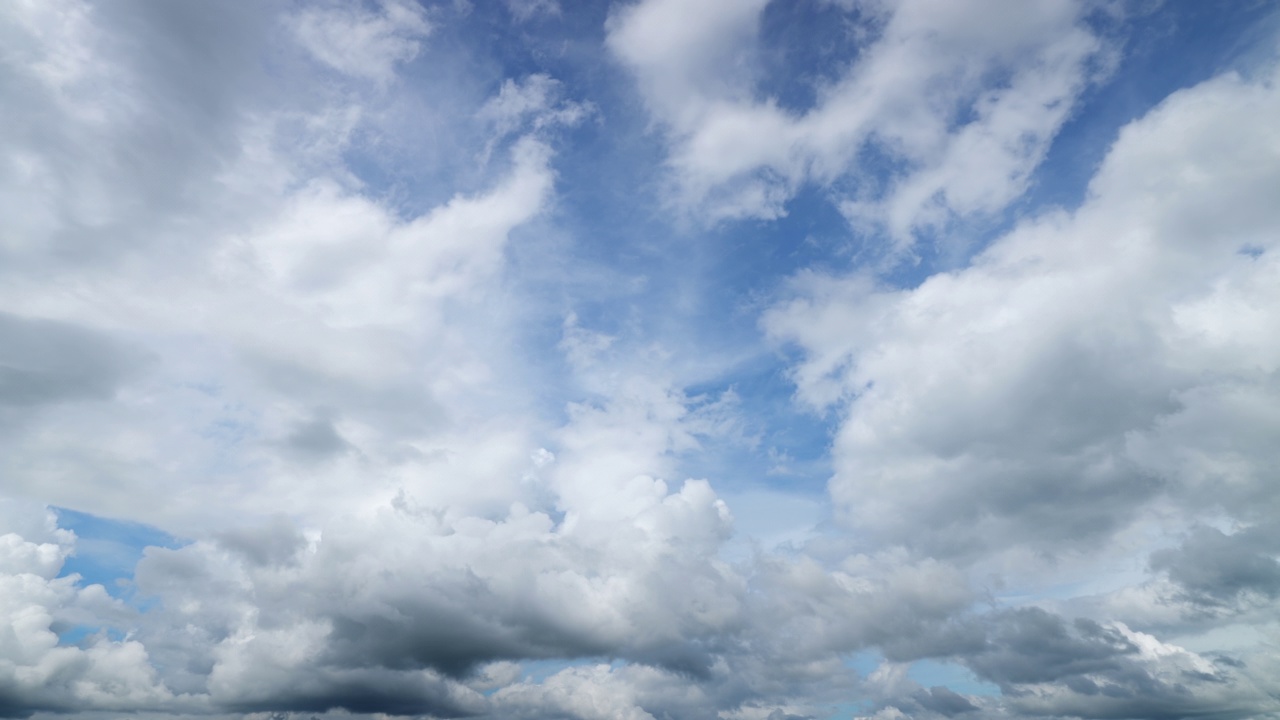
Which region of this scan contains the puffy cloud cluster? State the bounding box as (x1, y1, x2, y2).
(0, 502, 177, 716)
(126, 484, 734, 713)
(765, 38, 1280, 720)
(0, 0, 570, 531)
(768, 64, 1280, 562)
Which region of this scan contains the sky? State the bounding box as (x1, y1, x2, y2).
(2, 1, 1280, 718)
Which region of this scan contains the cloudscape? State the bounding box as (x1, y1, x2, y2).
(2, 1, 1279, 718)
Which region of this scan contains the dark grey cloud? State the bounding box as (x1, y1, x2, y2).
(216, 516, 308, 568)
(123, 500, 752, 715)
(867, 685, 985, 720)
(945, 607, 1276, 720)
(245, 351, 447, 440)
(913, 685, 978, 716)
(218, 668, 485, 718)
(0, 312, 145, 408)
(963, 608, 1136, 688)
(319, 591, 612, 678)
(1150, 525, 1280, 608)
(280, 414, 354, 462)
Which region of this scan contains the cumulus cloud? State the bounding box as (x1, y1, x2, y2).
(0, 502, 179, 717)
(4, 1, 1280, 719)
(608, 0, 1111, 239)
(0, 0, 565, 530)
(767, 65, 1280, 563)
(100, 363, 739, 715)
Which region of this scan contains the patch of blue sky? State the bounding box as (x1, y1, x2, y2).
(519, 657, 605, 684)
(336, 2, 613, 216)
(476, 656, 623, 697)
(843, 651, 1000, 700)
(843, 649, 879, 679)
(709, 185, 856, 290)
(723, 488, 825, 552)
(909, 659, 1000, 697)
(681, 359, 832, 488)
(755, 0, 881, 114)
(595, 184, 853, 366)
(54, 507, 186, 599)
(541, 120, 669, 263)
(837, 3, 1280, 286)
(528, 182, 852, 496)
(53, 624, 126, 649)
(509, 189, 846, 426)
(993, 565, 1153, 609)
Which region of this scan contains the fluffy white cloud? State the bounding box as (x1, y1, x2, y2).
(289, 0, 431, 85)
(767, 63, 1280, 577)
(4, 2, 1279, 718)
(108, 355, 748, 713)
(608, 0, 1111, 239)
(0, 502, 182, 716)
(0, 0, 571, 533)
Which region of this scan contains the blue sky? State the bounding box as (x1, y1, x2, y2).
(2, 1, 1280, 718)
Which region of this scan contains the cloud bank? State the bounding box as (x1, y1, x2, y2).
(2, 1, 1279, 719)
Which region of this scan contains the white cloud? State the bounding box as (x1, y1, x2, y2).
(766, 66, 1280, 566)
(491, 663, 684, 720)
(3, 2, 1279, 718)
(0, 0, 562, 532)
(0, 502, 182, 715)
(607, 0, 1110, 240)
(289, 0, 431, 85)
(478, 74, 593, 142)
(0, 133, 556, 530)
(110, 354, 749, 711)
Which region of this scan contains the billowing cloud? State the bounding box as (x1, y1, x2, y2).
(767, 64, 1280, 563)
(3, 2, 1280, 719)
(0, 502, 178, 717)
